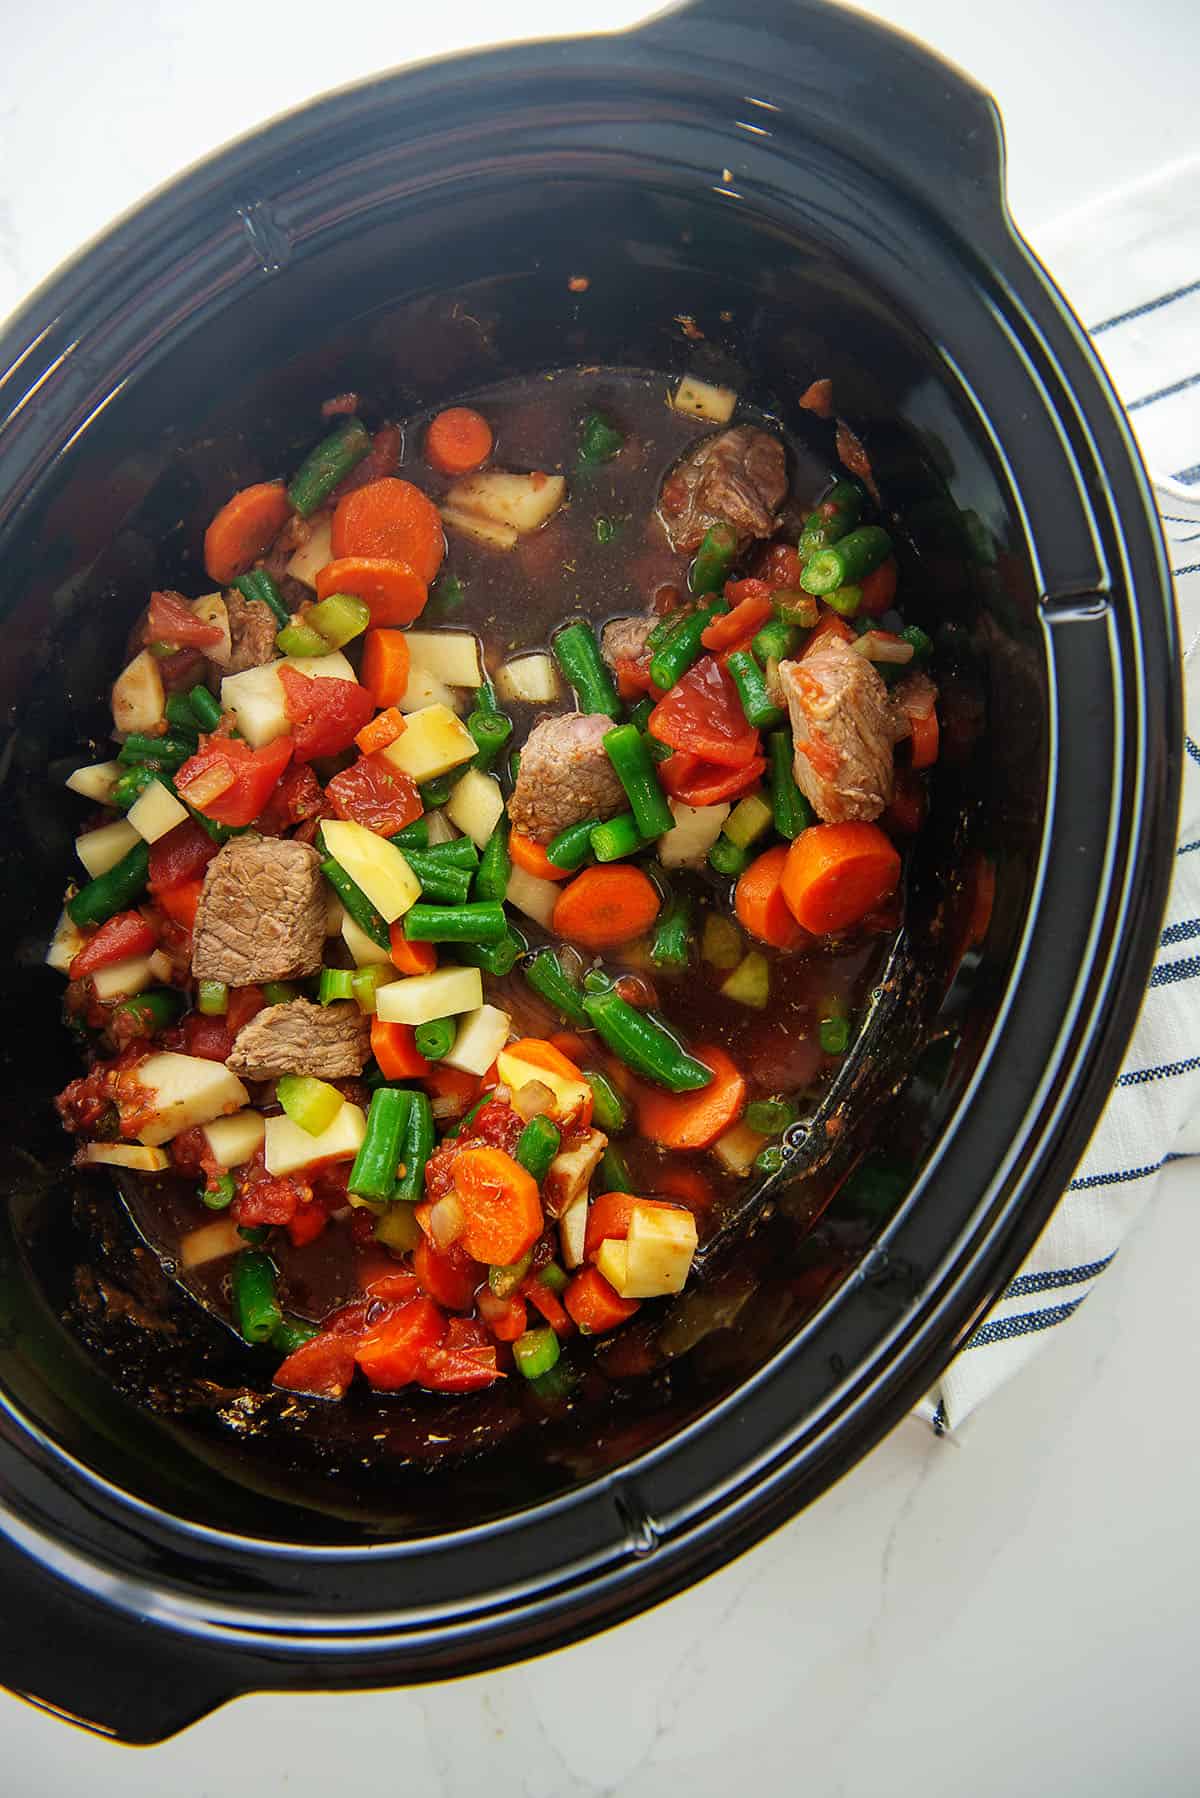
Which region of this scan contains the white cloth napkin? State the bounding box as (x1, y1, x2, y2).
(918, 156, 1200, 1432)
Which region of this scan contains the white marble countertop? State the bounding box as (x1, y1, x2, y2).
(3, 3, 1198, 1791)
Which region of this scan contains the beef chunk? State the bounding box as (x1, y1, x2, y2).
(192, 834, 326, 985)
(889, 669, 939, 739)
(507, 712, 627, 843)
(601, 613, 655, 671)
(658, 426, 787, 555)
(227, 999, 370, 1081)
(222, 590, 279, 674)
(779, 639, 898, 823)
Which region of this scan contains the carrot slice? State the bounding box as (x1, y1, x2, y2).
(503, 1036, 594, 1127)
(549, 1031, 589, 1064)
(509, 830, 573, 882)
(804, 610, 856, 651)
(551, 865, 661, 951)
(735, 845, 808, 950)
(564, 1265, 640, 1334)
(583, 1191, 685, 1262)
(424, 407, 494, 477)
(701, 593, 774, 652)
(452, 1146, 544, 1266)
(631, 1043, 746, 1150)
(354, 706, 406, 756)
(203, 481, 291, 585)
(858, 557, 898, 617)
(907, 707, 939, 770)
(360, 629, 411, 708)
(387, 922, 437, 976)
(315, 557, 427, 628)
(370, 1016, 430, 1079)
(422, 1064, 481, 1114)
(780, 822, 901, 935)
(331, 478, 445, 584)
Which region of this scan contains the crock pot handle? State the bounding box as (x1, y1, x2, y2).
(639, 0, 1008, 238)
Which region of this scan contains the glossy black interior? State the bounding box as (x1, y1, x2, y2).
(0, 0, 1178, 1740)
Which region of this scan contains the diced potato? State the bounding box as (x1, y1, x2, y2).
(321, 819, 420, 924)
(659, 799, 730, 869)
(495, 653, 560, 705)
(263, 1101, 367, 1178)
(424, 809, 459, 846)
(378, 704, 476, 783)
(342, 910, 393, 969)
(445, 471, 566, 535)
(147, 949, 174, 984)
(191, 592, 231, 665)
(444, 1004, 511, 1077)
(559, 1193, 588, 1269)
(505, 863, 559, 928)
(285, 514, 333, 588)
(598, 1202, 698, 1298)
(79, 1141, 170, 1173)
(76, 818, 140, 878)
(375, 965, 483, 1027)
(671, 375, 736, 424)
(713, 1120, 768, 1177)
(91, 954, 154, 1000)
(65, 760, 123, 803)
(439, 505, 518, 552)
(45, 908, 86, 975)
(404, 631, 483, 687)
(701, 911, 743, 970)
(395, 663, 460, 715)
(721, 950, 770, 1009)
(202, 1110, 267, 1168)
(445, 767, 504, 848)
(497, 1049, 591, 1126)
(220, 650, 355, 748)
(112, 650, 165, 735)
(543, 1128, 608, 1214)
(134, 1053, 249, 1146)
(180, 1217, 243, 1268)
(127, 778, 189, 844)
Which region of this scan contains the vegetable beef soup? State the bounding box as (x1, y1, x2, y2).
(50, 369, 940, 1407)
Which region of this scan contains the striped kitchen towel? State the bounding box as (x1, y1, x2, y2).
(919, 155, 1200, 1432)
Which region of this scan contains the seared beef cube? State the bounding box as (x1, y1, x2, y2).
(779, 639, 898, 823)
(658, 426, 787, 555)
(222, 590, 279, 673)
(507, 712, 628, 843)
(227, 998, 370, 1081)
(192, 835, 327, 986)
(600, 613, 656, 671)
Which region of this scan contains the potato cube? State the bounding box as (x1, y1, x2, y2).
(378, 704, 476, 783)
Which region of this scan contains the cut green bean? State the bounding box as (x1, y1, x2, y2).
(452, 929, 526, 976)
(708, 836, 750, 877)
(197, 979, 229, 1016)
(427, 572, 466, 617)
(419, 837, 480, 871)
(552, 621, 621, 719)
(524, 949, 591, 1030)
(320, 858, 390, 950)
(582, 989, 713, 1093)
(473, 819, 510, 903)
(287, 417, 371, 516)
(394, 1091, 435, 1203)
(68, 842, 150, 927)
(648, 600, 726, 691)
(585, 1068, 628, 1133)
(202, 1171, 236, 1211)
(349, 1086, 413, 1203)
(650, 892, 692, 969)
(403, 901, 508, 944)
(597, 1142, 633, 1193)
(413, 1016, 456, 1061)
(187, 683, 224, 732)
(603, 723, 674, 839)
(118, 732, 193, 769)
(110, 764, 159, 811)
(546, 817, 598, 872)
(391, 816, 430, 851)
(398, 851, 472, 906)
(307, 592, 371, 650)
(513, 1326, 561, 1380)
(515, 1115, 561, 1185)
(824, 584, 862, 618)
(418, 773, 458, 809)
(488, 1251, 532, 1298)
(272, 1315, 319, 1356)
(233, 568, 290, 628)
(467, 705, 513, 772)
(745, 1097, 798, 1134)
(690, 522, 737, 595)
(726, 650, 784, 730)
(577, 411, 624, 466)
(902, 624, 933, 664)
(318, 967, 356, 1005)
(231, 1249, 282, 1346)
(800, 526, 892, 596)
(627, 697, 655, 734)
(752, 618, 799, 665)
(767, 730, 813, 840)
(590, 812, 650, 863)
(798, 479, 863, 556)
(164, 693, 201, 738)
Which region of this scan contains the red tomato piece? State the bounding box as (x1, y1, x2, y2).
(69, 910, 158, 979)
(175, 736, 293, 828)
(226, 984, 266, 1035)
(285, 1197, 332, 1248)
(145, 589, 224, 650)
(330, 422, 403, 500)
(326, 753, 422, 836)
(277, 668, 374, 764)
(152, 877, 204, 932)
(254, 763, 327, 837)
(181, 1012, 234, 1061)
(658, 751, 767, 808)
(520, 1274, 573, 1338)
(274, 1331, 357, 1400)
(647, 655, 761, 767)
(148, 820, 217, 893)
(412, 1235, 481, 1312)
(419, 1317, 502, 1393)
(232, 1175, 302, 1227)
(355, 1295, 448, 1390)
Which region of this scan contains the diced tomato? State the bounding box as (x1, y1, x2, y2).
(355, 1295, 447, 1390)
(285, 1197, 332, 1248)
(175, 735, 293, 828)
(907, 706, 939, 770)
(658, 750, 767, 808)
(520, 1274, 573, 1338)
(226, 984, 266, 1034)
(419, 1316, 502, 1393)
(412, 1235, 481, 1311)
(857, 558, 898, 617)
(330, 422, 403, 500)
(232, 1175, 302, 1227)
(156, 648, 208, 692)
(69, 910, 158, 979)
(277, 668, 374, 764)
(254, 763, 327, 837)
(360, 1268, 421, 1305)
(274, 1331, 357, 1400)
(723, 577, 773, 607)
(181, 1012, 235, 1061)
(648, 655, 760, 767)
(153, 877, 204, 932)
(148, 819, 217, 893)
(145, 589, 223, 650)
(326, 752, 422, 836)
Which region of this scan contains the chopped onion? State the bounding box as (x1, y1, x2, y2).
(184, 760, 236, 806)
(431, 1094, 464, 1123)
(513, 1079, 555, 1121)
(851, 631, 914, 665)
(429, 1192, 465, 1251)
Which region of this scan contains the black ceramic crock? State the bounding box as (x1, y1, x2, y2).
(0, 0, 1180, 1743)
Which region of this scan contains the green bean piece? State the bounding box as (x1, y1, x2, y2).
(111, 989, 179, 1037)
(488, 1251, 532, 1298)
(318, 967, 356, 1005)
(287, 417, 371, 517)
(391, 816, 430, 851)
(645, 609, 687, 654)
(196, 979, 229, 1016)
(800, 526, 892, 596)
(398, 851, 473, 906)
(233, 568, 291, 627)
(577, 410, 624, 466)
(238, 1225, 271, 1246)
(320, 858, 390, 950)
(231, 1249, 282, 1346)
(902, 624, 933, 664)
(418, 773, 458, 809)
(650, 892, 692, 969)
(552, 621, 622, 719)
(627, 697, 655, 734)
(272, 1315, 319, 1356)
(413, 1016, 456, 1061)
(582, 989, 713, 1093)
(307, 592, 371, 650)
(538, 1262, 568, 1294)
(418, 837, 479, 871)
(752, 618, 799, 665)
(67, 842, 150, 927)
(798, 479, 863, 557)
(349, 1086, 413, 1203)
(427, 572, 466, 617)
(603, 723, 674, 840)
(589, 812, 650, 863)
(546, 817, 598, 873)
(820, 1016, 850, 1054)
(824, 584, 863, 619)
(689, 522, 738, 595)
(515, 1115, 561, 1185)
(275, 621, 329, 658)
(202, 1171, 237, 1212)
(595, 517, 616, 543)
(648, 600, 727, 691)
(164, 693, 202, 738)
(754, 1144, 788, 1177)
(597, 1142, 633, 1193)
(773, 591, 820, 630)
(467, 706, 513, 773)
(726, 650, 784, 730)
(117, 732, 193, 769)
(110, 764, 159, 811)
(524, 949, 591, 1030)
(708, 835, 750, 877)
(187, 683, 224, 732)
(263, 980, 300, 1005)
(453, 930, 526, 976)
(394, 1092, 435, 1204)
(745, 1097, 798, 1134)
(582, 968, 611, 995)
(584, 1068, 628, 1133)
(513, 1326, 561, 1380)
(768, 730, 812, 841)
(403, 901, 508, 944)
(474, 820, 511, 903)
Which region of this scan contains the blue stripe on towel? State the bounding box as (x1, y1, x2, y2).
(1127, 370, 1200, 412)
(1161, 917, 1200, 947)
(969, 1297, 1085, 1347)
(1116, 1055, 1200, 1088)
(1005, 1256, 1114, 1298)
(1089, 277, 1200, 334)
(1148, 953, 1200, 989)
